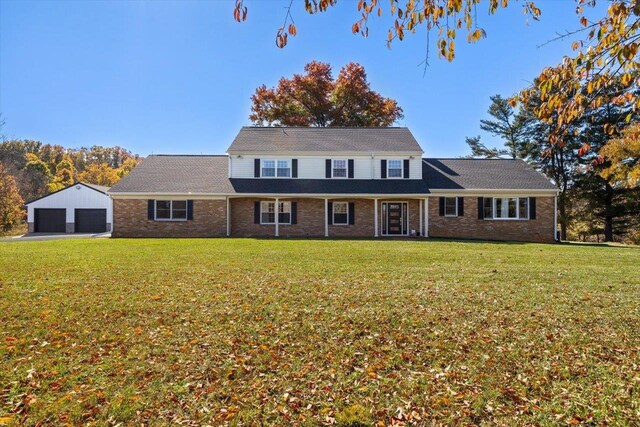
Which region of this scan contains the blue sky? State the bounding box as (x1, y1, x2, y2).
(0, 0, 606, 157)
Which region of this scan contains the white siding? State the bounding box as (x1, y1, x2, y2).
(229, 154, 423, 180)
(27, 184, 112, 224)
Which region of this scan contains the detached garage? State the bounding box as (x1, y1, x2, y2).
(26, 182, 113, 234)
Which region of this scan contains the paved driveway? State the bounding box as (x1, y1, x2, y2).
(0, 232, 111, 242)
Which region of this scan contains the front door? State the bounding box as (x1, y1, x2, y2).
(382, 202, 407, 235)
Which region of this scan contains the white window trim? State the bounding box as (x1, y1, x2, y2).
(155, 200, 188, 221)
(386, 159, 404, 179)
(331, 159, 348, 179)
(332, 201, 349, 225)
(486, 197, 529, 220)
(260, 201, 292, 225)
(261, 159, 291, 178)
(444, 197, 458, 217)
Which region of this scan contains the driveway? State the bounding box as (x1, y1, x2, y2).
(0, 232, 111, 242)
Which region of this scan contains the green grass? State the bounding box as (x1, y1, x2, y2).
(0, 239, 639, 426)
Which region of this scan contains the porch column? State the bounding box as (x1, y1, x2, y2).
(324, 198, 329, 237)
(374, 198, 379, 237)
(554, 195, 558, 241)
(275, 197, 279, 237)
(424, 198, 429, 238)
(419, 198, 423, 237)
(226, 197, 230, 237)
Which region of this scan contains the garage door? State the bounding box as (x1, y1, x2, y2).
(75, 209, 107, 233)
(34, 209, 66, 233)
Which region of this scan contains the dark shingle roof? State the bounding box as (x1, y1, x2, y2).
(110, 155, 556, 194)
(109, 155, 234, 193)
(229, 179, 429, 194)
(227, 127, 423, 153)
(422, 158, 557, 190)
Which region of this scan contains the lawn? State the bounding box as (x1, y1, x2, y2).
(0, 239, 638, 426)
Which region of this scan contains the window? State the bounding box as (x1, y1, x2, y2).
(387, 160, 403, 178)
(333, 202, 348, 225)
(444, 197, 458, 217)
(155, 200, 187, 221)
(277, 160, 290, 177)
(261, 160, 291, 178)
(332, 159, 347, 178)
(262, 160, 275, 177)
(260, 201, 291, 224)
(485, 197, 529, 220)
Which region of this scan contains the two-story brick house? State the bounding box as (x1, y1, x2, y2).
(109, 127, 559, 242)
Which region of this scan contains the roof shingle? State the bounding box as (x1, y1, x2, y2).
(227, 127, 423, 153)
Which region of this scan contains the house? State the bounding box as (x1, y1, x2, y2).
(108, 127, 559, 242)
(26, 182, 113, 233)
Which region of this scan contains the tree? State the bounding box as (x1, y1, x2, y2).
(250, 61, 403, 127)
(18, 154, 52, 203)
(78, 163, 120, 187)
(466, 95, 530, 159)
(0, 163, 24, 232)
(117, 157, 139, 178)
(48, 156, 76, 192)
(599, 122, 640, 187)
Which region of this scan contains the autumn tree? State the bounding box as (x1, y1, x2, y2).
(0, 163, 24, 232)
(48, 156, 77, 192)
(78, 162, 120, 187)
(600, 122, 640, 187)
(250, 61, 403, 127)
(19, 154, 52, 202)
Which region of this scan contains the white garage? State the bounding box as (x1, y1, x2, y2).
(26, 182, 113, 234)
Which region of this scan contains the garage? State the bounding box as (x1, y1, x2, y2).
(26, 182, 113, 234)
(34, 208, 67, 233)
(75, 209, 107, 233)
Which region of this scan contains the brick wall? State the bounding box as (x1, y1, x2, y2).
(428, 196, 555, 243)
(112, 199, 227, 238)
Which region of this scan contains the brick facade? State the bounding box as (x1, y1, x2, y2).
(112, 199, 227, 238)
(112, 196, 555, 242)
(428, 196, 555, 243)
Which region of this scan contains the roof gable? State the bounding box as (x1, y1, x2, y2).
(227, 127, 423, 153)
(26, 182, 110, 205)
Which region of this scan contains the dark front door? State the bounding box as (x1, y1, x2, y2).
(383, 202, 407, 235)
(75, 209, 107, 233)
(34, 209, 66, 233)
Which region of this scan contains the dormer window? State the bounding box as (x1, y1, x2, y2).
(387, 160, 403, 178)
(332, 159, 347, 178)
(261, 159, 291, 178)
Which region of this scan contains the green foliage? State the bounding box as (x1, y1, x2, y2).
(335, 404, 371, 427)
(0, 239, 638, 425)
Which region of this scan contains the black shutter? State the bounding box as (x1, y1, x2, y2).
(348, 202, 355, 225)
(348, 159, 354, 179)
(187, 200, 194, 220)
(254, 201, 260, 224)
(381, 160, 387, 179)
(403, 159, 410, 178)
(292, 159, 298, 178)
(529, 197, 537, 219)
(147, 200, 155, 220)
(457, 197, 464, 217)
(439, 197, 445, 216)
(327, 202, 333, 225)
(326, 159, 332, 178)
(291, 202, 297, 224)
(254, 159, 260, 178)
(477, 197, 484, 219)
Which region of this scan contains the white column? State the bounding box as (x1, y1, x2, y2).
(374, 198, 379, 237)
(554, 195, 558, 241)
(419, 198, 423, 237)
(226, 197, 230, 237)
(275, 197, 279, 237)
(324, 198, 329, 237)
(424, 198, 429, 238)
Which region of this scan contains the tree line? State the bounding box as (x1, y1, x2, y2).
(466, 81, 640, 244)
(0, 141, 139, 232)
